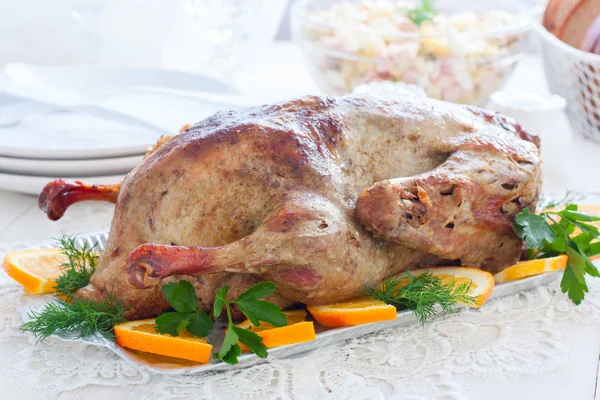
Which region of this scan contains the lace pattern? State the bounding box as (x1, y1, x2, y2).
(1, 271, 600, 400)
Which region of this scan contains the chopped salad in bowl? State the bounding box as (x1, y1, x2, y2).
(292, 0, 533, 105)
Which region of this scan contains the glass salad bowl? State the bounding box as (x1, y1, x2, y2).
(291, 0, 534, 106)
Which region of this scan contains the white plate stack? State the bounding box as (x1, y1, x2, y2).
(0, 122, 150, 195)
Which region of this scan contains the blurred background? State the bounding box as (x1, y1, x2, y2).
(0, 0, 543, 69)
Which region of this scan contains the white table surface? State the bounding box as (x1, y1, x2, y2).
(1, 43, 600, 400)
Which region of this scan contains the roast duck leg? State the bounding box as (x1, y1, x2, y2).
(38, 95, 541, 320)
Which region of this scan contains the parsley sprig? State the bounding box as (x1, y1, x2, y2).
(407, 0, 435, 26)
(22, 234, 289, 364)
(155, 280, 288, 364)
(514, 205, 600, 304)
(155, 280, 214, 337)
(54, 234, 98, 300)
(215, 283, 288, 363)
(365, 271, 478, 323)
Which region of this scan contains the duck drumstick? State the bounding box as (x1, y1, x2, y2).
(38, 179, 121, 221)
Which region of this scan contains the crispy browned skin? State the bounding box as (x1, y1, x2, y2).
(40, 95, 541, 320)
(38, 180, 120, 221)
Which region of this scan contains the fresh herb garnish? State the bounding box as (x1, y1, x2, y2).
(21, 234, 125, 341)
(24, 233, 288, 364)
(514, 205, 600, 304)
(537, 190, 583, 210)
(408, 0, 435, 26)
(54, 234, 98, 300)
(365, 271, 478, 323)
(155, 280, 213, 337)
(155, 280, 288, 364)
(22, 294, 126, 341)
(214, 282, 288, 364)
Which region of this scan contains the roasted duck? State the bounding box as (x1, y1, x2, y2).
(39, 95, 542, 319)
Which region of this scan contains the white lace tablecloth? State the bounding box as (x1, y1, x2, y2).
(1, 203, 600, 400)
(1, 46, 600, 399)
(1, 208, 600, 400)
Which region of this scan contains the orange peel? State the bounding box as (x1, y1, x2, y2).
(114, 318, 213, 364)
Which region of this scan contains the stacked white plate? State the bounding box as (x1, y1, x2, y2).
(0, 64, 248, 196)
(0, 121, 149, 195)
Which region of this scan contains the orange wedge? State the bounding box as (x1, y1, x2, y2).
(494, 255, 568, 284)
(114, 318, 213, 364)
(407, 266, 495, 307)
(236, 309, 316, 349)
(2, 248, 68, 294)
(307, 297, 397, 328)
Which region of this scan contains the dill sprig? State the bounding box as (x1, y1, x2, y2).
(537, 190, 583, 210)
(54, 234, 99, 300)
(22, 234, 125, 342)
(22, 295, 126, 341)
(365, 272, 478, 324)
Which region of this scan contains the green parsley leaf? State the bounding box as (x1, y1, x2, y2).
(563, 218, 599, 237)
(186, 312, 213, 337)
(233, 326, 268, 358)
(162, 280, 199, 313)
(562, 246, 588, 304)
(237, 300, 287, 328)
(514, 203, 600, 305)
(557, 207, 600, 222)
(218, 327, 241, 363)
(155, 280, 285, 364)
(588, 242, 600, 257)
(514, 209, 556, 249)
(236, 281, 276, 302)
(155, 312, 191, 336)
(215, 281, 288, 364)
(213, 286, 229, 318)
(155, 281, 212, 338)
(546, 223, 567, 253)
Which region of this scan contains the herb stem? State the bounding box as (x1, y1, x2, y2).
(225, 300, 233, 325)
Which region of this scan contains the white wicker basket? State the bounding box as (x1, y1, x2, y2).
(534, 22, 600, 142)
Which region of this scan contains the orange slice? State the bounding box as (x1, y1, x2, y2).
(2, 248, 68, 294)
(407, 266, 495, 307)
(494, 255, 568, 284)
(114, 318, 213, 364)
(236, 309, 316, 349)
(307, 297, 397, 328)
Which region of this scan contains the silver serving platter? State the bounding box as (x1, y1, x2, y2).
(15, 230, 581, 376)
